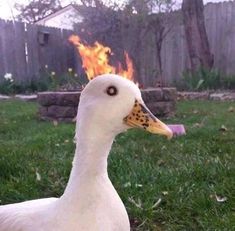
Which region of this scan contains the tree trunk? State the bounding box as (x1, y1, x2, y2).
(182, 0, 214, 72)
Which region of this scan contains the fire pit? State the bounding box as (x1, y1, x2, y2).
(38, 35, 177, 122)
(38, 87, 177, 122)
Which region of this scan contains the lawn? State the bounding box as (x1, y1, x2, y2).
(0, 99, 234, 231)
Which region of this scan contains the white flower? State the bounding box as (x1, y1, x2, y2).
(4, 73, 13, 80)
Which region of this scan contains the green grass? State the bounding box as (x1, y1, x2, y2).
(0, 100, 235, 231)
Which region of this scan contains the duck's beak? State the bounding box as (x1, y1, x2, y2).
(123, 100, 173, 139)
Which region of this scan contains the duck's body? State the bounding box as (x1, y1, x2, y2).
(0, 74, 172, 231)
(0, 198, 58, 231)
(0, 101, 129, 231)
(0, 178, 128, 231)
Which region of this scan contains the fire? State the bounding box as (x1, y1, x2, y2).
(69, 35, 134, 81)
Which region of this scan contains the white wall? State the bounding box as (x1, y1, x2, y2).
(36, 8, 83, 30)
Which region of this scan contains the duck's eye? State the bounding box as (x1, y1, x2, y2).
(106, 86, 118, 96)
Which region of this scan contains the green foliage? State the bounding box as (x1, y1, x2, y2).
(0, 69, 86, 95)
(49, 72, 87, 92)
(223, 75, 235, 90)
(0, 78, 15, 95)
(175, 68, 221, 91)
(0, 100, 235, 230)
(0, 78, 53, 95)
(175, 68, 235, 91)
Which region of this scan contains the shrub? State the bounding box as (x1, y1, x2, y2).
(0, 73, 15, 95)
(174, 68, 235, 91)
(0, 68, 86, 95)
(222, 75, 235, 89)
(180, 68, 222, 91)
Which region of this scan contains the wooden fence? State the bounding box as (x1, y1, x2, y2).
(0, 1, 235, 86)
(0, 20, 76, 83)
(161, 1, 235, 85)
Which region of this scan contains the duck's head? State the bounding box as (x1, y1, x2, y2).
(77, 74, 173, 139)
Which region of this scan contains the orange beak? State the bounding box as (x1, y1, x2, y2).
(124, 100, 173, 139)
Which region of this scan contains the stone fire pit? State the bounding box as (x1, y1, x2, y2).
(38, 88, 177, 122)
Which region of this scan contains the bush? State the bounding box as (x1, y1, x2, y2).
(0, 78, 51, 95)
(175, 68, 235, 91)
(0, 69, 86, 95)
(222, 75, 235, 89)
(0, 73, 15, 95)
(175, 68, 221, 91)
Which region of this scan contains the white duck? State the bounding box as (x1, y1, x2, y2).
(0, 74, 172, 231)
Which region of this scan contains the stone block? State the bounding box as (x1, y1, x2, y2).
(38, 106, 48, 116)
(47, 105, 77, 118)
(162, 88, 177, 101)
(141, 87, 177, 102)
(56, 92, 80, 106)
(177, 92, 210, 100)
(141, 88, 163, 102)
(15, 94, 37, 101)
(37, 92, 57, 106)
(209, 93, 235, 101)
(37, 92, 81, 106)
(146, 101, 176, 117)
(0, 95, 11, 100)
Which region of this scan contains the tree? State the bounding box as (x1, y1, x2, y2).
(74, 0, 177, 86)
(79, 0, 104, 8)
(127, 0, 178, 14)
(15, 0, 62, 23)
(126, 0, 149, 14)
(182, 0, 214, 72)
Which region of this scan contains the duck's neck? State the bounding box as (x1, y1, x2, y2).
(63, 123, 115, 198)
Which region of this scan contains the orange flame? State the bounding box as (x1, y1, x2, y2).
(69, 35, 134, 81)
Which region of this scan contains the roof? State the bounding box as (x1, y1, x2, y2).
(35, 4, 97, 24)
(35, 4, 75, 24)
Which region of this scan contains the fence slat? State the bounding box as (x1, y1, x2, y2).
(0, 20, 16, 80)
(26, 23, 40, 82)
(0, 20, 6, 78)
(14, 21, 27, 83)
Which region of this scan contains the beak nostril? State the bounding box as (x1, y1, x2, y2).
(124, 99, 172, 139)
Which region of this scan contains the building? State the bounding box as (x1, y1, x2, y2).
(35, 4, 84, 30)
